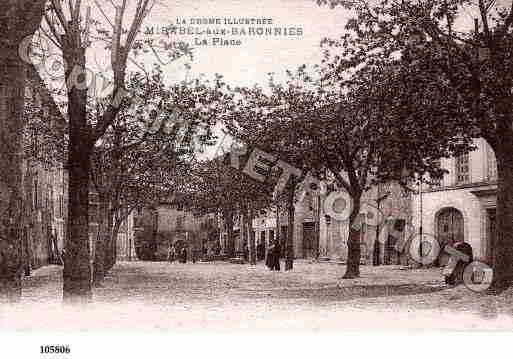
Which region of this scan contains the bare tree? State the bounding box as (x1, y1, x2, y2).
(41, 0, 164, 301)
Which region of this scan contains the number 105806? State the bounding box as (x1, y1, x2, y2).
(40, 345, 70, 354)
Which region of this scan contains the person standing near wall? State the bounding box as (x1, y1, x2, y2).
(272, 239, 281, 271)
(167, 243, 176, 263)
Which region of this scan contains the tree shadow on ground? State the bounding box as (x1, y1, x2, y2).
(252, 283, 447, 305)
(22, 266, 62, 290)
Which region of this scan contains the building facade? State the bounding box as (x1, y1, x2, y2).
(25, 66, 137, 272)
(156, 201, 218, 260)
(133, 200, 219, 261)
(223, 180, 413, 265)
(411, 138, 498, 264)
(22, 67, 67, 270)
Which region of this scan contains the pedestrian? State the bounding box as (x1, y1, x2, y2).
(444, 240, 473, 285)
(167, 243, 176, 263)
(272, 240, 281, 271)
(257, 242, 264, 261)
(244, 245, 249, 262)
(267, 239, 279, 271)
(266, 242, 276, 270)
(48, 231, 56, 264)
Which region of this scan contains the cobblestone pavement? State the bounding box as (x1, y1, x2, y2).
(2, 260, 513, 331)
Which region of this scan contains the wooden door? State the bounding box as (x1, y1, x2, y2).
(302, 222, 315, 258)
(436, 208, 464, 266)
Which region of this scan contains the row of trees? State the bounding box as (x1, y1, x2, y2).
(183, 155, 274, 264)
(2, 0, 513, 302)
(0, 0, 226, 302)
(314, 0, 513, 290)
(186, 0, 513, 289)
(180, 60, 468, 276)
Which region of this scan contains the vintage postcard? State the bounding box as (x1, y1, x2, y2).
(1, 0, 513, 356)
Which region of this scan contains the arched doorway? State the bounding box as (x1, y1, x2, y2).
(436, 207, 464, 266)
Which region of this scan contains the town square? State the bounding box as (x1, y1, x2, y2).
(1, 0, 513, 344)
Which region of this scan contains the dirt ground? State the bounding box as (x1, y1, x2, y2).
(2, 260, 513, 331)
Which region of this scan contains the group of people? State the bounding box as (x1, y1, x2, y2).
(265, 239, 281, 271)
(167, 244, 188, 263)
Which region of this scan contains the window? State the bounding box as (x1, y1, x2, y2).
(176, 215, 185, 231)
(430, 160, 443, 188)
(455, 153, 470, 184)
(46, 185, 52, 211)
(487, 146, 497, 181)
(281, 226, 287, 241)
(33, 178, 38, 210)
(58, 195, 63, 218)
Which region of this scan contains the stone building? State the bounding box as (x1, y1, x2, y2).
(411, 138, 498, 264)
(132, 199, 219, 261)
(155, 199, 218, 260)
(22, 66, 67, 270)
(223, 180, 413, 265)
(23, 66, 136, 271)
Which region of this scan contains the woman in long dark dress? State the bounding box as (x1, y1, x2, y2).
(265, 244, 273, 269)
(272, 241, 281, 271)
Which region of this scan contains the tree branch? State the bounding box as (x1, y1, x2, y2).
(49, 0, 71, 37)
(327, 159, 351, 193)
(93, 0, 114, 29)
(43, 12, 65, 46)
(502, 0, 513, 35)
(478, 0, 492, 42)
(39, 23, 62, 49)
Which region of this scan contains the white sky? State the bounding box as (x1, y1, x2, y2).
(141, 0, 351, 158)
(147, 0, 350, 86)
(34, 0, 350, 158)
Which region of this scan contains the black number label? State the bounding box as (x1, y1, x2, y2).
(40, 345, 71, 354)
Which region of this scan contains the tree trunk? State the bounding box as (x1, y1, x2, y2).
(106, 219, 121, 272)
(285, 188, 295, 271)
(0, 0, 46, 303)
(276, 203, 281, 258)
(0, 57, 25, 302)
(64, 140, 92, 301)
(315, 195, 321, 259)
(491, 137, 513, 291)
(343, 195, 362, 279)
(93, 195, 110, 287)
(62, 48, 93, 302)
(224, 208, 235, 258)
(248, 205, 256, 265)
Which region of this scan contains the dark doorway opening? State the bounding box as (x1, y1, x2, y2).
(303, 222, 315, 259)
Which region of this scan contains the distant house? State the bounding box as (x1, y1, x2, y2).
(226, 180, 412, 265)
(156, 197, 219, 260)
(132, 197, 219, 261)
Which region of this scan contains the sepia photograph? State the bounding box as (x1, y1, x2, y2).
(1, 0, 513, 356)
